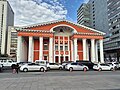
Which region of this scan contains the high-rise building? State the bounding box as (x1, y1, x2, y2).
(104, 0, 120, 62)
(77, 3, 91, 27)
(77, 0, 109, 35)
(0, 0, 14, 55)
(7, 26, 17, 60)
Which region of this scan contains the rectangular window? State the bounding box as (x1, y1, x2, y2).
(60, 46, 63, 50)
(43, 44, 48, 50)
(55, 45, 58, 50)
(65, 46, 68, 51)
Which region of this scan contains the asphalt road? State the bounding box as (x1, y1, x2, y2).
(0, 69, 120, 90)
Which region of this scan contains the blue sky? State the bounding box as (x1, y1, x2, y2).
(58, 0, 85, 22)
(8, 0, 89, 26)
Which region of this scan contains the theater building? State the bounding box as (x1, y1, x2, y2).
(16, 20, 105, 63)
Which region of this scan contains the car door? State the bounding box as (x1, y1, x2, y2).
(27, 64, 38, 71)
(101, 64, 109, 70)
(49, 63, 55, 69)
(54, 63, 60, 69)
(77, 64, 84, 70)
(32, 64, 40, 71)
(71, 63, 78, 70)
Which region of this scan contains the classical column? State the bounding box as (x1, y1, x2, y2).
(68, 36, 70, 61)
(58, 36, 60, 63)
(39, 37, 43, 60)
(95, 40, 98, 63)
(71, 40, 74, 61)
(49, 37, 53, 63)
(99, 39, 104, 63)
(63, 37, 65, 62)
(86, 40, 89, 61)
(83, 39, 87, 60)
(28, 36, 34, 62)
(74, 38, 78, 61)
(17, 36, 22, 62)
(91, 39, 95, 63)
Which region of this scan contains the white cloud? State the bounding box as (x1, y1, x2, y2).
(8, 0, 67, 26)
(83, 0, 89, 3)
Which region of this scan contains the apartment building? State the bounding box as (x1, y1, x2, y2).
(77, 0, 109, 35)
(104, 0, 120, 62)
(0, 0, 14, 55)
(77, 3, 91, 27)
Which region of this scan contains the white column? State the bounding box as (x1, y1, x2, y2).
(83, 39, 87, 60)
(68, 37, 70, 61)
(63, 37, 65, 62)
(86, 40, 89, 61)
(71, 40, 74, 61)
(39, 37, 43, 60)
(99, 39, 104, 63)
(91, 39, 95, 63)
(49, 37, 53, 63)
(58, 36, 60, 63)
(95, 40, 98, 63)
(28, 36, 33, 62)
(74, 38, 78, 61)
(17, 36, 22, 62)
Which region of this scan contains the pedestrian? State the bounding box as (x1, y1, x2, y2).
(15, 63, 19, 74)
(11, 64, 16, 73)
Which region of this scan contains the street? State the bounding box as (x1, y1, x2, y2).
(0, 70, 120, 90)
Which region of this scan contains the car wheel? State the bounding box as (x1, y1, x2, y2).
(114, 66, 117, 70)
(23, 68, 28, 72)
(69, 67, 73, 72)
(98, 68, 102, 71)
(40, 67, 45, 72)
(110, 68, 114, 71)
(47, 67, 50, 71)
(83, 67, 87, 72)
(59, 67, 62, 70)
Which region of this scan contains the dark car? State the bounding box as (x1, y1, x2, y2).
(76, 60, 94, 69)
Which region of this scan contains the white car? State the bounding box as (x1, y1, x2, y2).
(65, 62, 89, 71)
(20, 63, 47, 72)
(0, 59, 17, 67)
(107, 62, 119, 69)
(93, 63, 114, 71)
(47, 63, 63, 70)
(35, 60, 48, 66)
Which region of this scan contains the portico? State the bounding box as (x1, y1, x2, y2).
(16, 20, 105, 63)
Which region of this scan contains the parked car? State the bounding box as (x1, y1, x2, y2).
(17, 62, 32, 67)
(35, 60, 48, 66)
(20, 63, 47, 72)
(61, 61, 73, 69)
(0, 64, 3, 72)
(76, 60, 94, 69)
(93, 63, 114, 71)
(47, 63, 63, 70)
(65, 62, 89, 71)
(0, 59, 17, 67)
(106, 62, 119, 69)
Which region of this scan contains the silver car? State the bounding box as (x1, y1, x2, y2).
(20, 63, 47, 72)
(65, 62, 89, 71)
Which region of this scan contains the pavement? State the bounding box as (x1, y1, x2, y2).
(0, 70, 120, 90)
